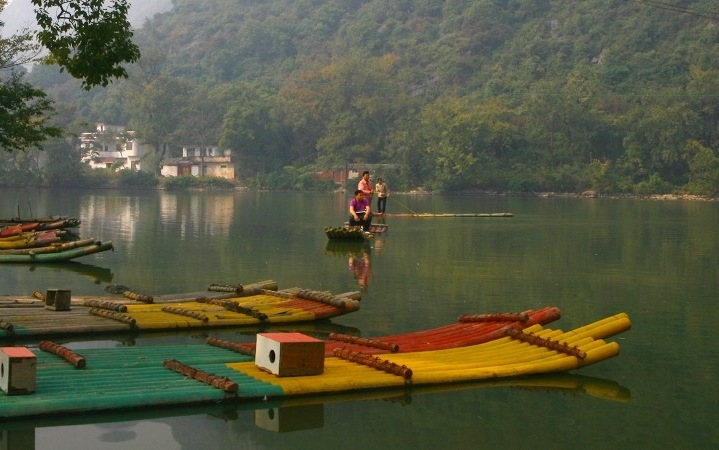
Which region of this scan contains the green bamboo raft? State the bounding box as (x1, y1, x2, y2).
(0, 281, 361, 339)
(0, 238, 113, 263)
(324, 226, 369, 240)
(0, 312, 630, 419)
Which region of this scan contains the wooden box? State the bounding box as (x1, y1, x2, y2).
(0, 347, 37, 395)
(45, 289, 71, 311)
(255, 332, 325, 377)
(254, 404, 324, 432)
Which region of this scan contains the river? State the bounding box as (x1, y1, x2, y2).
(1, 188, 717, 449)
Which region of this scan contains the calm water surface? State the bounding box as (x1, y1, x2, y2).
(1, 188, 717, 449)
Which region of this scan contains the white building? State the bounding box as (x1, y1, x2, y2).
(161, 146, 235, 179)
(79, 123, 149, 171)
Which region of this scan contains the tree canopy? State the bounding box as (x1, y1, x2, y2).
(1, 0, 139, 153)
(31, 0, 140, 89)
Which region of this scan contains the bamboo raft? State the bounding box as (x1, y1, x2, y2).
(325, 226, 369, 240)
(0, 312, 631, 419)
(383, 212, 513, 217)
(0, 239, 114, 263)
(0, 281, 361, 339)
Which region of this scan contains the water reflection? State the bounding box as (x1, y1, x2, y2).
(348, 249, 371, 288)
(255, 404, 323, 432)
(325, 241, 373, 289)
(160, 192, 233, 239)
(25, 262, 113, 285)
(79, 194, 142, 248)
(5, 373, 630, 449)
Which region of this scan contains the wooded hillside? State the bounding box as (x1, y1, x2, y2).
(26, 0, 719, 194)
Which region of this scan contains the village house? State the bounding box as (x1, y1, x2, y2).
(79, 123, 149, 171)
(160, 146, 235, 179)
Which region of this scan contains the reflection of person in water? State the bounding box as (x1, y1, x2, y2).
(348, 249, 372, 288)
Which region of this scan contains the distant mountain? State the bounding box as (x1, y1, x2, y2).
(0, 0, 173, 36)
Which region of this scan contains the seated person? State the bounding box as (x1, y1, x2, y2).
(349, 189, 372, 232)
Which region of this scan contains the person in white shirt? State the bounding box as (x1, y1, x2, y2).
(375, 178, 388, 214)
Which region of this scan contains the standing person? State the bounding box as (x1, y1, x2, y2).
(375, 177, 388, 214)
(357, 171, 373, 202)
(349, 189, 372, 232)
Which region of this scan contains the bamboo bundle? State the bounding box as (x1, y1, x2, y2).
(206, 337, 256, 356)
(295, 289, 361, 311)
(459, 311, 531, 323)
(333, 348, 413, 379)
(163, 359, 239, 393)
(39, 340, 87, 368)
(329, 332, 400, 352)
(0, 238, 95, 255)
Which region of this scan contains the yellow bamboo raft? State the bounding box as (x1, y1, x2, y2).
(0, 280, 361, 339)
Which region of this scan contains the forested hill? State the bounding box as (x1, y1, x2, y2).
(28, 0, 719, 194)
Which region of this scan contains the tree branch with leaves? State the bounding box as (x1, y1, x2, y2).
(31, 0, 140, 89)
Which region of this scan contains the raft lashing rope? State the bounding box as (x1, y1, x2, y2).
(504, 327, 587, 359)
(333, 348, 413, 380)
(161, 306, 209, 322)
(328, 332, 400, 353)
(38, 340, 86, 369)
(83, 299, 128, 312)
(122, 290, 154, 303)
(89, 308, 137, 326)
(205, 337, 256, 356)
(32, 291, 46, 302)
(207, 283, 243, 293)
(458, 311, 531, 323)
(163, 359, 239, 393)
(196, 297, 268, 321)
(295, 289, 361, 312)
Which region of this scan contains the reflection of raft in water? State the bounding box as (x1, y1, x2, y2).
(0, 311, 630, 419)
(384, 212, 513, 217)
(0, 372, 630, 430)
(25, 261, 114, 285)
(325, 239, 369, 256)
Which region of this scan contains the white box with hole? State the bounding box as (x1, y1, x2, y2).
(1, 347, 37, 395)
(255, 332, 324, 377)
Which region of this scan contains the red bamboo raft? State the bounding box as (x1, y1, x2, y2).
(208, 307, 561, 357)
